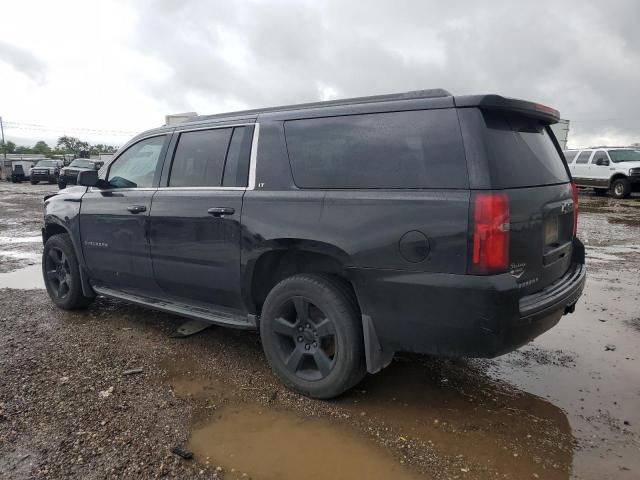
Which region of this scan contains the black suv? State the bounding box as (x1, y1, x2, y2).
(58, 159, 100, 189)
(30, 159, 62, 184)
(41, 90, 586, 399)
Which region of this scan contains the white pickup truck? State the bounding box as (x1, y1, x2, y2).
(563, 147, 640, 199)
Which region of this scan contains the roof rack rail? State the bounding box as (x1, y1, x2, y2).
(191, 89, 453, 122)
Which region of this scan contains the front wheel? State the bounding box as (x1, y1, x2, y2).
(260, 274, 366, 399)
(610, 178, 630, 199)
(31, 180, 38, 185)
(42, 233, 94, 310)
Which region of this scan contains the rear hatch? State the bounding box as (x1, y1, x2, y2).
(456, 96, 575, 296)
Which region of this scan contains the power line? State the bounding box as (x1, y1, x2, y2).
(2, 120, 140, 137)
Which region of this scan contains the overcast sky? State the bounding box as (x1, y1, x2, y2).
(1, 0, 639, 149)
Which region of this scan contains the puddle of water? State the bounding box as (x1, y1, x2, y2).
(189, 405, 421, 480)
(0, 235, 41, 244)
(0, 264, 44, 289)
(488, 272, 640, 479)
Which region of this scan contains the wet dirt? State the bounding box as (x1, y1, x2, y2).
(0, 182, 56, 273)
(1, 183, 639, 479)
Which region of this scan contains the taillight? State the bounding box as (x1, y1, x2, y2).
(470, 192, 510, 274)
(571, 182, 579, 237)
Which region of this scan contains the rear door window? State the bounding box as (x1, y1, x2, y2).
(284, 109, 468, 189)
(169, 128, 233, 187)
(479, 112, 570, 188)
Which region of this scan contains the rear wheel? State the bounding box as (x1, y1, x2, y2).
(610, 178, 630, 199)
(31, 180, 38, 185)
(42, 233, 94, 310)
(260, 274, 366, 399)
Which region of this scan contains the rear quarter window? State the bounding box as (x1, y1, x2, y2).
(563, 150, 578, 163)
(284, 109, 468, 189)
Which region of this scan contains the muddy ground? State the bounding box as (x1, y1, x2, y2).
(0, 181, 638, 479)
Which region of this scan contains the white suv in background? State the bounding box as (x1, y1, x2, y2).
(564, 147, 640, 199)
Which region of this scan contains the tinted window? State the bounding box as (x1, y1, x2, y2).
(222, 126, 253, 187)
(169, 128, 232, 187)
(591, 150, 609, 164)
(575, 151, 591, 164)
(563, 151, 578, 163)
(608, 149, 640, 163)
(69, 159, 95, 169)
(108, 136, 166, 188)
(285, 109, 468, 189)
(480, 112, 570, 187)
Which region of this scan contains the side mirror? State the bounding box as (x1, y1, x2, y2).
(77, 169, 98, 187)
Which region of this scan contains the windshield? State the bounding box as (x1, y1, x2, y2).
(36, 160, 58, 167)
(69, 159, 95, 168)
(608, 149, 640, 163)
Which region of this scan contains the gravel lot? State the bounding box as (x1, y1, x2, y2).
(0, 182, 638, 479)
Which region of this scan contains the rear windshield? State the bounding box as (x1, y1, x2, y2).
(480, 112, 570, 188)
(69, 159, 94, 169)
(285, 109, 468, 189)
(36, 160, 58, 167)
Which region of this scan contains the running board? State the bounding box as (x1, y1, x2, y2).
(92, 286, 253, 329)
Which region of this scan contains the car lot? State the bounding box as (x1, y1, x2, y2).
(0, 182, 638, 479)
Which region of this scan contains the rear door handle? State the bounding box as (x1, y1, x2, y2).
(207, 207, 235, 217)
(127, 205, 147, 214)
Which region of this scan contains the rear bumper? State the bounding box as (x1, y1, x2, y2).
(350, 239, 586, 358)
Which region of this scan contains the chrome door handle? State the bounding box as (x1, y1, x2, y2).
(207, 207, 235, 217)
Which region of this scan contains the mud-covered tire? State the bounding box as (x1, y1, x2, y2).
(30, 180, 38, 185)
(610, 178, 631, 199)
(42, 233, 94, 310)
(260, 274, 366, 399)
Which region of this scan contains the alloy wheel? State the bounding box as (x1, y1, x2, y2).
(45, 247, 71, 299)
(270, 296, 337, 381)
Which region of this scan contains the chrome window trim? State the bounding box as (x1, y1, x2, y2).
(89, 123, 260, 193)
(248, 123, 259, 190)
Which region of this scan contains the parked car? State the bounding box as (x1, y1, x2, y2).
(563, 147, 640, 198)
(41, 90, 586, 399)
(10, 164, 26, 183)
(58, 159, 101, 189)
(30, 159, 63, 184)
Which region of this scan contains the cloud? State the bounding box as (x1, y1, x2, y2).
(0, 40, 47, 84)
(126, 0, 640, 147)
(0, 0, 639, 147)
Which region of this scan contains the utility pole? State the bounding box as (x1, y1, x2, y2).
(0, 116, 6, 180)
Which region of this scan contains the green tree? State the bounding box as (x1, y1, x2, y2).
(89, 143, 118, 155)
(0, 140, 16, 154)
(32, 140, 52, 156)
(15, 145, 33, 154)
(56, 136, 89, 155)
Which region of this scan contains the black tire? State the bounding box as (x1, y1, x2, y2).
(31, 180, 38, 185)
(610, 178, 631, 199)
(594, 188, 607, 196)
(58, 181, 66, 190)
(42, 233, 94, 310)
(260, 274, 366, 399)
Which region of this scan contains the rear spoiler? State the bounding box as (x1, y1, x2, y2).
(454, 94, 560, 124)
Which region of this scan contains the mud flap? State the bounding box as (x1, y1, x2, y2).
(169, 319, 212, 338)
(362, 314, 394, 374)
